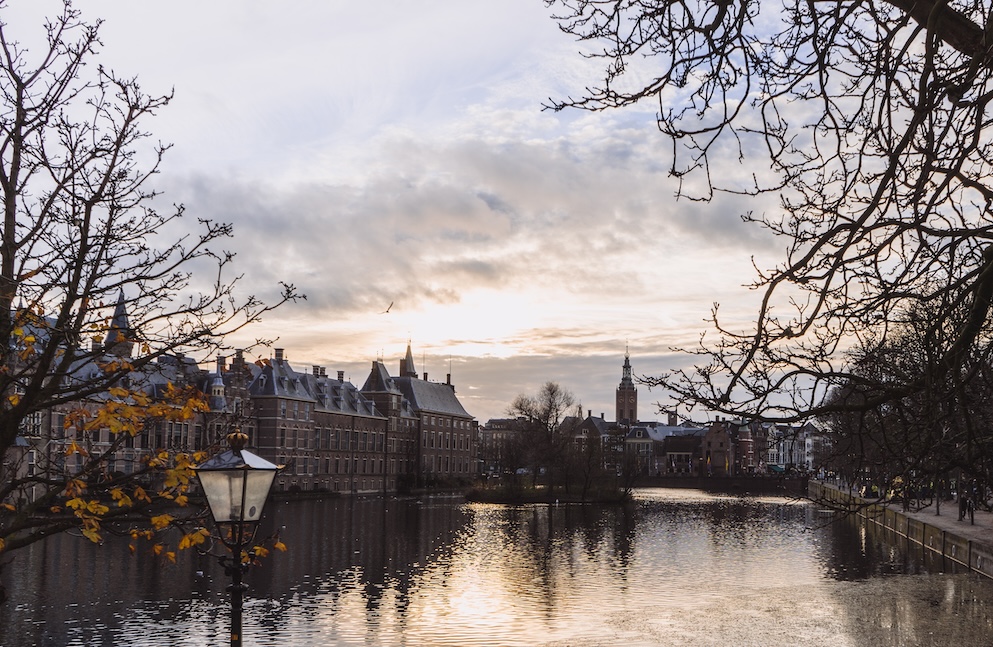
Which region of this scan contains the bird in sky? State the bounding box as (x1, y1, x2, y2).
(381, 301, 393, 314)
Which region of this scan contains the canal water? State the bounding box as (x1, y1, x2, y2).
(1, 489, 992, 646)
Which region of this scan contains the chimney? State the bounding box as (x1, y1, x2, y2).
(423, 372, 428, 381)
(274, 348, 284, 362)
(217, 355, 226, 374)
(668, 412, 677, 426)
(601, 412, 604, 420)
(320, 367, 326, 376)
(588, 409, 591, 418)
(446, 373, 451, 385)
(337, 370, 344, 381)
(313, 365, 321, 376)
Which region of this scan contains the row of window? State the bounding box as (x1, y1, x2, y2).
(422, 431, 471, 450)
(278, 455, 415, 476)
(425, 415, 471, 430)
(421, 454, 472, 474)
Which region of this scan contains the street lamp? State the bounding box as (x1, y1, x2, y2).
(194, 430, 280, 647)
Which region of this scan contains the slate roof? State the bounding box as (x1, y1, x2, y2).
(393, 376, 471, 418)
(247, 355, 382, 417)
(361, 361, 403, 395)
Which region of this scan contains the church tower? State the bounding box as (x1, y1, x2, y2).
(615, 348, 637, 425)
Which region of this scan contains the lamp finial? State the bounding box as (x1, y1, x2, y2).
(226, 429, 249, 451)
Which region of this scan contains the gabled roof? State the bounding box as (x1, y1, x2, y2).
(361, 361, 402, 394)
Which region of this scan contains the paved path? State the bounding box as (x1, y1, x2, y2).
(814, 481, 993, 548)
(899, 498, 993, 547)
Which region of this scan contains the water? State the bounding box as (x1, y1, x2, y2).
(2, 489, 992, 646)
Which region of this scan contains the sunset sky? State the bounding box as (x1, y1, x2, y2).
(9, 1, 783, 423)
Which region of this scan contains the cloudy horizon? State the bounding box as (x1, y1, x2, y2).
(7, 1, 784, 423)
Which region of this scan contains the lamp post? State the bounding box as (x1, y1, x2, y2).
(194, 430, 280, 647)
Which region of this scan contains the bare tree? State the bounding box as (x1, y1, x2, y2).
(507, 382, 576, 489)
(819, 301, 993, 509)
(0, 1, 297, 598)
(546, 0, 993, 429)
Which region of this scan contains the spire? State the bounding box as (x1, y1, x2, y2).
(105, 290, 134, 358)
(400, 341, 418, 378)
(620, 348, 634, 387)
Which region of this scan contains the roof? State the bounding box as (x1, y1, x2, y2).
(361, 361, 402, 395)
(248, 355, 382, 417)
(394, 376, 471, 418)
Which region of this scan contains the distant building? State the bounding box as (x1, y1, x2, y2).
(1, 294, 477, 500)
(616, 348, 637, 425)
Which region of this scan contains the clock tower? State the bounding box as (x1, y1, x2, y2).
(615, 349, 637, 425)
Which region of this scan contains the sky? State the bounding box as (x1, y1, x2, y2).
(6, 1, 783, 424)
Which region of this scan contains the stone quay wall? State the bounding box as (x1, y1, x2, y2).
(810, 481, 993, 579)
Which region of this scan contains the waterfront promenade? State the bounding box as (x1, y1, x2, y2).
(812, 480, 993, 577)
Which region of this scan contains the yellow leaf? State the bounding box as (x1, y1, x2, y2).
(150, 514, 173, 530)
(152, 543, 164, 555)
(86, 500, 109, 515)
(6, 394, 18, 407)
(65, 440, 88, 457)
(274, 541, 287, 552)
(134, 486, 150, 503)
(178, 529, 208, 550)
(0, 537, 5, 553)
(1, 502, 14, 512)
(165, 551, 176, 563)
(82, 527, 101, 543)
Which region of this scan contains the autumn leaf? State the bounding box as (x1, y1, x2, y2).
(133, 486, 151, 503)
(82, 527, 101, 543)
(178, 528, 209, 550)
(6, 394, 18, 407)
(110, 488, 133, 508)
(150, 514, 173, 530)
(274, 541, 287, 552)
(253, 545, 269, 558)
(65, 440, 88, 457)
(64, 478, 87, 497)
(86, 500, 109, 515)
(165, 551, 176, 563)
(0, 502, 14, 512)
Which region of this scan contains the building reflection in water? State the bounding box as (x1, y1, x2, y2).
(2, 490, 993, 646)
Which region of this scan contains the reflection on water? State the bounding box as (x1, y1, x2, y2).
(1, 489, 992, 646)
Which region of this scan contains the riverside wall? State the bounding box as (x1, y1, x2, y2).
(810, 481, 993, 579)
